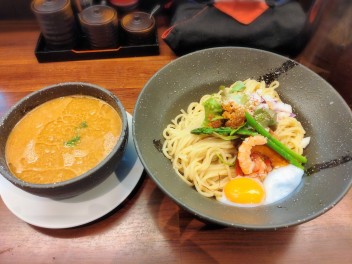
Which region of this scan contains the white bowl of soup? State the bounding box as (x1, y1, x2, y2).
(0, 82, 128, 199)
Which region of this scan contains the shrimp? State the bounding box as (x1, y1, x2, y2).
(238, 135, 269, 175)
(249, 152, 273, 181)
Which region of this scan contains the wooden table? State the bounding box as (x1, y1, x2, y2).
(0, 18, 351, 264)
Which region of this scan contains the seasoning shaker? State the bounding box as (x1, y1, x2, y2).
(31, 0, 77, 49)
(121, 11, 156, 45)
(78, 5, 119, 49)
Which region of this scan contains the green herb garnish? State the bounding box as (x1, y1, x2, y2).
(79, 121, 88, 129)
(64, 135, 81, 147)
(64, 121, 88, 147)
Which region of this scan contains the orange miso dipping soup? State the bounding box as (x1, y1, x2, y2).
(5, 95, 122, 184)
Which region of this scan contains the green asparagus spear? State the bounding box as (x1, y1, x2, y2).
(245, 112, 307, 164)
(191, 127, 235, 135)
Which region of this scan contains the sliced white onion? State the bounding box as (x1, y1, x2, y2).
(301, 137, 311, 148)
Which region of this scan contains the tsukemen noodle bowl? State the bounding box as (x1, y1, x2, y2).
(0, 82, 128, 199)
(133, 47, 352, 230)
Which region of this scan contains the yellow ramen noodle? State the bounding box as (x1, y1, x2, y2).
(5, 95, 122, 184)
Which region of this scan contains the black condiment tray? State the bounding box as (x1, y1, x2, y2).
(34, 26, 160, 63)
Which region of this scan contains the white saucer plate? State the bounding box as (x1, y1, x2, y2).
(0, 113, 144, 229)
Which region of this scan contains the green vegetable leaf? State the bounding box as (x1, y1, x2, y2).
(225, 93, 249, 105)
(253, 108, 277, 128)
(202, 97, 223, 126)
(230, 81, 245, 92)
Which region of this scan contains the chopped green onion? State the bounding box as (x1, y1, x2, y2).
(79, 121, 88, 128)
(64, 135, 81, 147)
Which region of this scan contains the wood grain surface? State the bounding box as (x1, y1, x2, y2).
(0, 18, 351, 264)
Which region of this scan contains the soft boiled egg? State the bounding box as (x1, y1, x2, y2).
(220, 164, 304, 207)
(220, 177, 266, 207)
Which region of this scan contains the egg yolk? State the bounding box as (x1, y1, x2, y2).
(224, 177, 265, 205)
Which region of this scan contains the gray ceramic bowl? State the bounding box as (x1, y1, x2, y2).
(0, 82, 128, 199)
(133, 47, 352, 230)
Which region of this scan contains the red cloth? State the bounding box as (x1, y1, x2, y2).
(214, 0, 269, 25)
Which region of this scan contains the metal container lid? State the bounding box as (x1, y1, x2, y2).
(32, 0, 70, 13)
(79, 5, 117, 26)
(121, 11, 155, 33)
(71, 0, 93, 13)
(110, 0, 138, 7)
